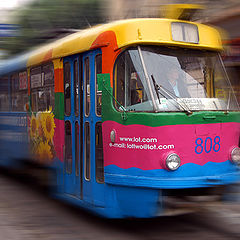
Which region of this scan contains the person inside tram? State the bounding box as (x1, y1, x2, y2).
(130, 72, 140, 105)
(165, 65, 190, 98)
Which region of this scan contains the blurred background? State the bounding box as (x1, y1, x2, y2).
(0, 0, 240, 56)
(1, 0, 240, 103)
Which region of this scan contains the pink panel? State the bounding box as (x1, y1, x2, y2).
(102, 121, 240, 170)
(53, 119, 65, 162)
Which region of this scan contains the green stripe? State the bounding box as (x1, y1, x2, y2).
(54, 92, 64, 120)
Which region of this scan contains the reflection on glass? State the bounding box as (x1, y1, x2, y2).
(114, 46, 239, 112)
(95, 54, 102, 116)
(84, 58, 90, 116)
(74, 60, 79, 116)
(64, 62, 71, 116)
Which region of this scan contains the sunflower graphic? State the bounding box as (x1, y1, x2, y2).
(30, 114, 38, 138)
(41, 107, 56, 142)
(36, 112, 44, 138)
(37, 141, 53, 163)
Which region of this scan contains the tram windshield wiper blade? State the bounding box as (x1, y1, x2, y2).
(151, 75, 161, 104)
(151, 75, 192, 114)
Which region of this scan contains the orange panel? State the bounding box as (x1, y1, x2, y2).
(91, 31, 120, 87)
(54, 68, 64, 93)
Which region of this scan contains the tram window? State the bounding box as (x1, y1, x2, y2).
(114, 50, 147, 110)
(74, 60, 79, 116)
(30, 64, 54, 112)
(79, 58, 83, 114)
(31, 87, 54, 112)
(10, 71, 28, 112)
(84, 122, 90, 180)
(95, 54, 102, 116)
(95, 122, 104, 183)
(65, 120, 72, 174)
(64, 62, 71, 116)
(31, 67, 41, 88)
(42, 63, 54, 86)
(75, 122, 79, 176)
(84, 57, 90, 116)
(0, 76, 10, 111)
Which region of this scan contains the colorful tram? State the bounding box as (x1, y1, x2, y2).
(0, 11, 240, 218)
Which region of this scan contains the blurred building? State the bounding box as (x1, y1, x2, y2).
(205, 4, 240, 103)
(107, 0, 240, 20)
(106, 0, 240, 103)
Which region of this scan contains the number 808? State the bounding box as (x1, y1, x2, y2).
(195, 136, 220, 154)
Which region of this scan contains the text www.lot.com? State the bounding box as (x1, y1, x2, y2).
(109, 136, 175, 150)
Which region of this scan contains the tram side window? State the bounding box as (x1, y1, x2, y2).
(95, 122, 104, 183)
(74, 60, 79, 116)
(31, 63, 54, 112)
(85, 122, 90, 180)
(114, 50, 148, 111)
(65, 120, 72, 174)
(0, 76, 10, 111)
(11, 71, 28, 112)
(64, 62, 71, 116)
(75, 122, 79, 176)
(84, 57, 90, 116)
(95, 54, 102, 116)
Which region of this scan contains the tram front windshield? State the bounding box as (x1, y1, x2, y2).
(114, 46, 239, 112)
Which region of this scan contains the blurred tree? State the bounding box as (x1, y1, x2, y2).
(2, 0, 106, 56)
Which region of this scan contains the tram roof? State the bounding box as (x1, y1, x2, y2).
(0, 18, 223, 75)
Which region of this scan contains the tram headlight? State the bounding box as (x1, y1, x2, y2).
(230, 147, 240, 165)
(166, 153, 181, 171)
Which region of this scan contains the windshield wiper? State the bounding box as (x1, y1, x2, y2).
(151, 75, 192, 114)
(151, 75, 161, 104)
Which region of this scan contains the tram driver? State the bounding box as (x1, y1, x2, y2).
(165, 65, 190, 98)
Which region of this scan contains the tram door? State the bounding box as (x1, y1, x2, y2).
(63, 56, 83, 197)
(63, 50, 104, 206)
(82, 50, 104, 206)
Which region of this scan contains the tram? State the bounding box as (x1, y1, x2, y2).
(0, 5, 240, 218)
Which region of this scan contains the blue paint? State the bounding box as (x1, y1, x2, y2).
(0, 53, 29, 76)
(62, 49, 105, 205)
(0, 112, 29, 168)
(52, 157, 160, 218)
(104, 161, 240, 188)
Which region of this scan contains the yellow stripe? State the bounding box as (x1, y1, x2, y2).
(27, 18, 223, 67)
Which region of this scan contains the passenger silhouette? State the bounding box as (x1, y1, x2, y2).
(165, 66, 190, 98)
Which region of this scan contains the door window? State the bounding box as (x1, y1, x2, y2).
(84, 58, 90, 116)
(75, 121, 79, 176)
(84, 122, 90, 180)
(74, 60, 79, 116)
(95, 54, 102, 116)
(64, 62, 71, 116)
(95, 122, 104, 183)
(65, 120, 72, 174)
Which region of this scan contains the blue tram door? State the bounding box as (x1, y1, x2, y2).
(82, 50, 105, 206)
(63, 56, 82, 196)
(63, 50, 104, 206)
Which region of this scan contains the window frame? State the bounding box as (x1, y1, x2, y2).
(84, 57, 90, 117)
(64, 61, 71, 116)
(30, 62, 54, 112)
(95, 122, 104, 183)
(84, 121, 91, 181)
(95, 54, 102, 117)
